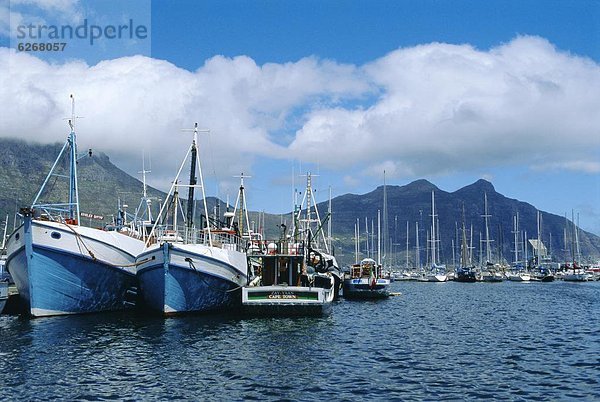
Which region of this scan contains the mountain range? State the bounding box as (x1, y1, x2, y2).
(1, 138, 599, 266)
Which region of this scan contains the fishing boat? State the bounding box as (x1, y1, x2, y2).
(242, 240, 335, 316)
(4, 96, 145, 317)
(135, 123, 248, 315)
(242, 172, 338, 316)
(343, 257, 390, 299)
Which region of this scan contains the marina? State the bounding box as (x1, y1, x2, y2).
(1, 2, 600, 400)
(0, 105, 599, 318)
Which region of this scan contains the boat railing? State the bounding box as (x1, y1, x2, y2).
(247, 240, 305, 256)
(149, 225, 246, 252)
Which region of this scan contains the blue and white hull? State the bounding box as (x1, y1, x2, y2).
(343, 277, 390, 299)
(5, 217, 145, 317)
(136, 242, 248, 315)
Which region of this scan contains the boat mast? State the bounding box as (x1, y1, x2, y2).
(469, 224, 473, 265)
(461, 205, 469, 267)
(482, 192, 492, 264)
(365, 217, 369, 258)
(382, 171, 388, 269)
(415, 221, 420, 270)
(67, 95, 80, 224)
(512, 213, 519, 265)
(536, 211, 542, 265)
(354, 219, 359, 264)
(31, 95, 82, 224)
(406, 220, 409, 270)
(185, 123, 198, 233)
(231, 173, 252, 236)
(377, 209, 381, 267)
(430, 191, 436, 266)
(144, 122, 212, 248)
(574, 211, 581, 264)
(327, 186, 332, 252)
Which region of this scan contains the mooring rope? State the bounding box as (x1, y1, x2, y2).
(186, 258, 243, 293)
(63, 221, 96, 260)
(62, 222, 153, 269)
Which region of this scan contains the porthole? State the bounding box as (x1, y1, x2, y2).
(51, 231, 62, 240)
(15, 233, 20, 241)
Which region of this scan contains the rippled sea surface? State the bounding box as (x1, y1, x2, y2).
(1, 281, 599, 401)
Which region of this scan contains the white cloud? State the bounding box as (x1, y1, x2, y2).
(0, 48, 366, 192)
(0, 36, 599, 198)
(289, 36, 600, 179)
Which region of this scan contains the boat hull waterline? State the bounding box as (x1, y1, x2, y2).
(242, 285, 334, 317)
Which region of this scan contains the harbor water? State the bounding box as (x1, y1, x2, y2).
(1, 281, 598, 400)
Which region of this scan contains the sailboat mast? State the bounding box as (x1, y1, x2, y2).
(406, 220, 409, 269)
(354, 220, 359, 264)
(327, 186, 332, 252)
(382, 171, 388, 268)
(536, 211, 542, 264)
(377, 209, 381, 267)
(431, 191, 436, 266)
(415, 221, 420, 269)
(461, 206, 468, 267)
(482, 192, 492, 264)
(512, 213, 519, 264)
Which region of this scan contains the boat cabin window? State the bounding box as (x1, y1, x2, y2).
(261, 255, 303, 286)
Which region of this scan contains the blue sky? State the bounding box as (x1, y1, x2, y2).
(1, 0, 599, 234)
(151, 0, 600, 67)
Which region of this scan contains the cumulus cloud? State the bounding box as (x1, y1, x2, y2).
(0, 48, 367, 192)
(289, 36, 600, 180)
(0, 35, 598, 197)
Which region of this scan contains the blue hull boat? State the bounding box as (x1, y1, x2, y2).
(137, 242, 246, 315)
(4, 97, 144, 317)
(6, 217, 142, 317)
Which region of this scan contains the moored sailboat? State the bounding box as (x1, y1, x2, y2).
(425, 191, 448, 282)
(478, 193, 503, 282)
(455, 206, 477, 283)
(507, 213, 531, 282)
